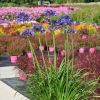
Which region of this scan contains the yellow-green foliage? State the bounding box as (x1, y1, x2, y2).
(70, 5, 100, 24)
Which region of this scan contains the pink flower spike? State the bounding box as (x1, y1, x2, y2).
(39, 46, 44, 51)
(18, 70, 27, 81)
(82, 35, 87, 40)
(49, 47, 54, 52)
(89, 48, 95, 54)
(60, 50, 65, 56)
(10, 56, 17, 64)
(27, 52, 32, 58)
(79, 48, 85, 54)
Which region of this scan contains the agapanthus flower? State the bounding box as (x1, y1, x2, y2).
(65, 28, 76, 34)
(0, 20, 9, 24)
(20, 29, 34, 36)
(51, 20, 57, 26)
(57, 15, 74, 26)
(49, 15, 75, 30)
(44, 10, 56, 17)
(48, 26, 55, 31)
(16, 12, 30, 22)
(32, 23, 45, 33)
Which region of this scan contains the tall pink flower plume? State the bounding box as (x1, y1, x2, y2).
(18, 70, 27, 81)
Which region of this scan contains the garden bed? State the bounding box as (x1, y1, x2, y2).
(0, 5, 100, 100)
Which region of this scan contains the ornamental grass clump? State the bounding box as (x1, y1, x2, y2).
(26, 34, 100, 100)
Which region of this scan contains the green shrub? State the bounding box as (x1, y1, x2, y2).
(0, 0, 100, 5)
(50, 0, 100, 3)
(0, 0, 37, 6)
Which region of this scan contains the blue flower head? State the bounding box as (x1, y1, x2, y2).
(16, 12, 30, 22)
(20, 29, 34, 36)
(57, 15, 74, 26)
(44, 10, 56, 17)
(64, 28, 76, 34)
(33, 23, 40, 30)
(51, 20, 57, 26)
(32, 23, 45, 33)
(48, 26, 55, 31)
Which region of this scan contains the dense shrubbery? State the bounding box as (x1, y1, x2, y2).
(51, 0, 100, 3)
(0, 0, 36, 4)
(0, 0, 99, 3)
(0, 0, 99, 6)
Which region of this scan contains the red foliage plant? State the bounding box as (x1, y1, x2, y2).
(74, 49, 100, 78)
(74, 49, 100, 95)
(16, 48, 100, 94)
(16, 55, 34, 74)
(16, 49, 100, 75)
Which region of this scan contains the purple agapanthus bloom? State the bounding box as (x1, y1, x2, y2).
(0, 20, 9, 24)
(48, 26, 55, 31)
(32, 23, 45, 33)
(44, 10, 56, 17)
(48, 15, 75, 30)
(20, 29, 34, 36)
(57, 15, 74, 26)
(16, 12, 30, 22)
(64, 28, 76, 34)
(51, 20, 57, 26)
